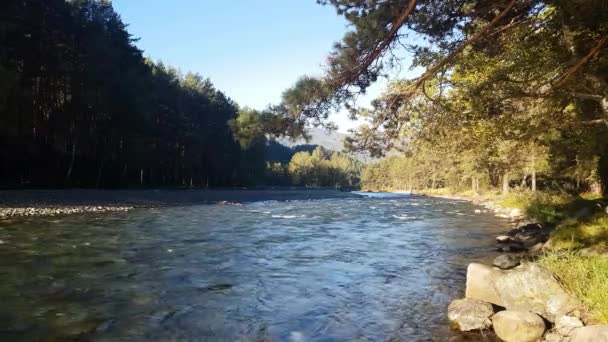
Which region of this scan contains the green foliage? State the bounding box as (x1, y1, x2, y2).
(540, 251, 608, 324)
(288, 147, 362, 188)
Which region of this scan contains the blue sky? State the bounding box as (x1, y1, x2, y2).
(111, 0, 391, 131)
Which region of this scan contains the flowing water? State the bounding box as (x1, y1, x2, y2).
(0, 193, 508, 341)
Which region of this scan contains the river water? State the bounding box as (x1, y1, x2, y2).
(0, 193, 508, 341)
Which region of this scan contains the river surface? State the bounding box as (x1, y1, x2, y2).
(0, 193, 508, 341)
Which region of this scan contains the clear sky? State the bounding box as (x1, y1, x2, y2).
(111, 0, 389, 132)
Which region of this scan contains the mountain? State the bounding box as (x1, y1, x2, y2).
(277, 127, 347, 152)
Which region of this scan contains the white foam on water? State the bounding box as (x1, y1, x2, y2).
(290, 331, 305, 342)
(271, 215, 297, 219)
(352, 191, 411, 199)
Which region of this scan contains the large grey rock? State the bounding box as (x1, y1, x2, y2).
(570, 325, 608, 342)
(447, 298, 494, 331)
(493, 263, 584, 322)
(491, 310, 546, 342)
(493, 254, 520, 270)
(465, 263, 583, 322)
(465, 263, 504, 306)
(555, 315, 584, 337)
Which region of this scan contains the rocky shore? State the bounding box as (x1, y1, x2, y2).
(0, 189, 360, 220)
(445, 196, 608, 341)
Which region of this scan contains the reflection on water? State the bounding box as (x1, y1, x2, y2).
(0, 194, 507, 341)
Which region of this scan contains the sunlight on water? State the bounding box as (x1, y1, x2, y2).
(0, 194, 507, 341)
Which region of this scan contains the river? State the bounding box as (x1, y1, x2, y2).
(0, 193, 508, 341)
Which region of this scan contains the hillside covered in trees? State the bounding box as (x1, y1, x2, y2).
(0, 0, 260, 188)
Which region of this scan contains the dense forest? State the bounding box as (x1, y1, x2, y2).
(0, 0, 256, 187)
(0, 0, 361, 189)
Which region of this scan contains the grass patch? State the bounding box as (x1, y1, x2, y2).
(539, 251, 608, 324)
(550, 215, 608, 249)
(498, 191, 573, 224)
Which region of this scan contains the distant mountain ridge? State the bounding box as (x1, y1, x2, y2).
(277, 127, 347, 152)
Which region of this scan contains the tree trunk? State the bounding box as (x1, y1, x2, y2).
(531, 169, 537, 192)
(96, 160, 104, 188)
(520, 173, 528, 189)
(65, 142, 77, 184)
(502, 171, 510, 195)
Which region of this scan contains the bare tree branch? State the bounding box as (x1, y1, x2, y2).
(332, 0, 417, 87)
(552, 35, 608, 88)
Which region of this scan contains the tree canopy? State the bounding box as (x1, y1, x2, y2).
(274, 0, 608, 195)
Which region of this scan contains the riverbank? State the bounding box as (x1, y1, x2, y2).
(415, 188, 608, 339)
(0, 189, 361, 219)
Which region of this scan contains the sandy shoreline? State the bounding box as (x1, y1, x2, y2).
(0, 189, 361, 219)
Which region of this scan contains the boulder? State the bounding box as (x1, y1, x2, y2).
(496, 242, 527, 253)
(492, 310, 545, 342)
(493, 254, 520, 270)
(447, 298, 494, 331)
(555, 315, 584, 337)
(518, 223, 543, 233)
(494, 263, 583, 322)
(465, 263, 504, 306)
(465, 262, 583, 323)
(543, 331, 563, 342)
(570, 325, 608, 342)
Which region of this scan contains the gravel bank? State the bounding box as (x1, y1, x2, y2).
(0, 189, 360, 219)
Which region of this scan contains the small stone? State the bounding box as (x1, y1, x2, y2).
(496, 235, 513, 243)
(510, 208, 523, 218)
(493, 254, 520, 270)
(447, 298, 494, 331)
(492, 310, 546, 342)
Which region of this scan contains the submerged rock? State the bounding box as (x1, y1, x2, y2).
(493, 255, 520, 270)
(492, 310, 545, 342)
(465, 263, 583, 323)
(447, 298, 494, 332)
